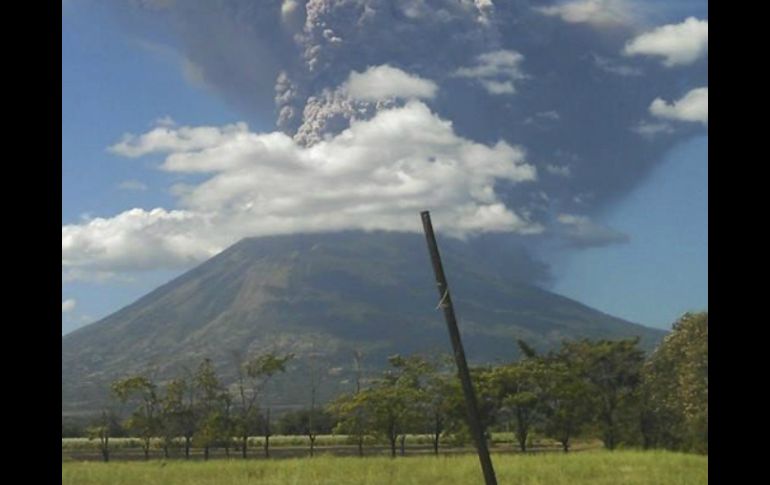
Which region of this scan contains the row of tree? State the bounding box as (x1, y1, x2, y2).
(84, 312, 707, 460)
(89, 352, 295, 461)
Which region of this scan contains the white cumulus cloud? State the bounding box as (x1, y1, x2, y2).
(546, 164, 571, 177)
(649, 87, 708, 125)
(623, 17, 708, 67)
(280, 0, 303, 30)
(631, 121, 674, 138)
(535, 0, 635, 27)
(109, 122, 250, 159)
(62, 208, 221, 271)
(453, 50, 527, 95)
(62, 299, 77, 313)
(63, 100, 539, 276)
(556, 214, 629, 248)
(344, 65, 438, 101)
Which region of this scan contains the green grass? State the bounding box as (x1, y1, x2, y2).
(62, 450, 707, 485)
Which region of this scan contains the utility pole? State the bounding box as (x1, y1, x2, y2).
(420, 211, 497, 485)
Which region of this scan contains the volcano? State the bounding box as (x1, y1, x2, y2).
(62, 231, 665, 415)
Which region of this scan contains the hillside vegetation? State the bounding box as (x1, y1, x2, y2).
(67, 313, 706, 462)
(63, 232, 665, 415)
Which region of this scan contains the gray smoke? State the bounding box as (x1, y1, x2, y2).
(107, 0, 707, 286)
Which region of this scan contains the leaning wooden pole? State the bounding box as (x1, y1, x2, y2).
(420, 211, 497, 485)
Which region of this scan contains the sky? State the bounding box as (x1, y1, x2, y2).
(62, 0, 707, 335)
(551, 134, 707, 328)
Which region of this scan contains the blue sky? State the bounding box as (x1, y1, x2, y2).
(551, 135, 707, 328)
(62, 3, 257, 223)
(62, 1, 707, 334)
(62, 3, 249, 332)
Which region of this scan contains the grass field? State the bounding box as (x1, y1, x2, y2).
(62, 450, 707, 485)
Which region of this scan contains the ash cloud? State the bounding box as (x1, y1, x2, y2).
(125, 0, 706, 210)
(555, 213, 630, 248)
(82, 0, 707, 286)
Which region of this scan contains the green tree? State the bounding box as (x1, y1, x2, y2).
(111, 375, 160, 460)
(351, 350, 367, 456)
(517, 339, 538, 359)
(331, 354, 452, 458)
(387, 354, 455, 456)
(637, 370, 679, 450)
(387, 355, 429, 455)
(485, 360, 542, 452)
(360, 384, 420, 457)
(339, 356, 425, 458)
(276, 408, 334, 436)
(536, 360, 593, 452)
(561, 338, 645, 450)
(442, 366, 497, 448)
(193, 358, 230, 460)
(640, 312, 708, 453)
(328, 351, 367, 456)
(157, 378, 187, 458)
(231, 351, 292, 458)
(175, 372, 198, 459)
(305, 352, 324, 457)
(260, 409, 273, 458)
(86, 410, 122, 462)
(329, 391, 369, 455)
(423, 370, 455, 455)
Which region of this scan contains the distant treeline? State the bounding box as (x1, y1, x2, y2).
(67, 312, 707, 461)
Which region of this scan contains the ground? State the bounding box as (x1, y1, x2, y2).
(62, 450, 707, 485)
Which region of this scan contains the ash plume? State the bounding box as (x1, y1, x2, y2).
(64, 0, 707, 286)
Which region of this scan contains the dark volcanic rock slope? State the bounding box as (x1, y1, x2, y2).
(62, 231, 666, 415)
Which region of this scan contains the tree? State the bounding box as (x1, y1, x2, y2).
(260, 408, 272, 458)
(387, 354, 455, 456)
(387, 355, 428, 455)
(196, 409, 226, 460)
(561, 338, 645, 450)
(111, 375, 160, 460)
(517, 339, 538, 359)
(329, 392, 369, 456)
(86, 410, 122, 462)
(348, 355, 426, 458)
(351, 350, 366, 456)
(536, 360, 593, 452)
(221, 392, 235, 457)
(639, 312, 708, 452)
(423, 370, 455, 456)
(304, 351, 327, 457)
(328, 350, 368, 456)
(276, 408, 335, 436)
(485, 360, 543, 452)
(330, 354, 453, 458)
(443, 366, 497, 448)
(193, 358, 230, 460)
(172, 371, 198, 459)
(157, 378, 187, 458)
(360, 384, 419, 457)
(231, 351, 293, 458)
(637, 370, 679, 450)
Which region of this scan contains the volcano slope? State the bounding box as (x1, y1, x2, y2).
(62, 231, 665, 415)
